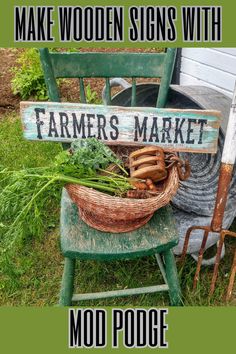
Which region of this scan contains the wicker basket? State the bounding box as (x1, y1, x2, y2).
(66, 163, 179, 233)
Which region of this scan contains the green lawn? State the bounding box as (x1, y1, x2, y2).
(0, 115, 235, 306)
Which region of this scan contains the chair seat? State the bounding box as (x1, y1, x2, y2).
(60, 189, 179, 261)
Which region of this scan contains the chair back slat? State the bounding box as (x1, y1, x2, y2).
(79, 78, 86, 104)
(39, 48, 177, 108)
(156, 48, 177, 108)
(105, 78, 111, 105)
(49, 52, 168, 78)
(131, 78, 137, 107)
(39, 49, 60, 102)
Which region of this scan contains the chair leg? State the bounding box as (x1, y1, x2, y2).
(162, 249, 182, 306)
(59, 257, 76, 306)
(155, 254, 168, 284)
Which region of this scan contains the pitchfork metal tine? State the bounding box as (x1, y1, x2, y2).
(209, 229, 236, 300)
(226, 249, 236, 301)
(209, 231, 226, 296)
(180, 227, 195, 264)
(180, 226, 210, 265)
(180, 225, 211, 289)
(193, 229, 210, 289)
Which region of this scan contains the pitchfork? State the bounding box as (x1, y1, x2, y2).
(180, 82, 236, 301)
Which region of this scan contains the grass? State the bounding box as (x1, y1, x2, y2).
(0, 115, 61, 169)
(0, 114, 236, 306)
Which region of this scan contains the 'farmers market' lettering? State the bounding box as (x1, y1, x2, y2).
(35, 108, 207, 145)
(21, 102, 221, 153)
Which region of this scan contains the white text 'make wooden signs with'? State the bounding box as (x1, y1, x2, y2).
(21, 102, 221, 153)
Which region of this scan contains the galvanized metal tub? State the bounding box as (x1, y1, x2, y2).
(110, 83, 236, 262)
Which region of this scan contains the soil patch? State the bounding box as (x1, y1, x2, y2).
(0, 48, 22, 115)
(0, 47, 163, 116)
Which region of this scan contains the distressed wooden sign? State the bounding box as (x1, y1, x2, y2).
(20, 101, 222, 153)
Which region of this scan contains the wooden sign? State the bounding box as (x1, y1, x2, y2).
(20, 101, 222, 153)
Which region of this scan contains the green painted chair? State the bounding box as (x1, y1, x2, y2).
(39, 48, 182, 306)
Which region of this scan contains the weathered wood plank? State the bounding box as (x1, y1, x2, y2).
(182, 48, 236, 76)
(50, 52, 166, 78)
(20, 101, 221, 153)
(179, 73, 232, 98)
(181, 57, 236, 92)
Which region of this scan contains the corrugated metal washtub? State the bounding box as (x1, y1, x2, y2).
(110, 83, 236, 263)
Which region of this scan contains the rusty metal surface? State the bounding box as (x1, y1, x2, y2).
(180, 225, 236, 300)
(180, 225, 210, 264)
(172, 207, 229, 257)
(211, 164, 234, 232)
(226, 248, 236, 301)
(180, 225, 212, 288)
(209, 230, 229, 296)
(209, 229, 236, 300)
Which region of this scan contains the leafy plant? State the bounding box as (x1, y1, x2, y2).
(11, 48, 49, 100)
(62, 47, 80, 52)
(11, 48, 101, 103)
(85, 84, 101, 104)
(0, 138, 131, 254)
